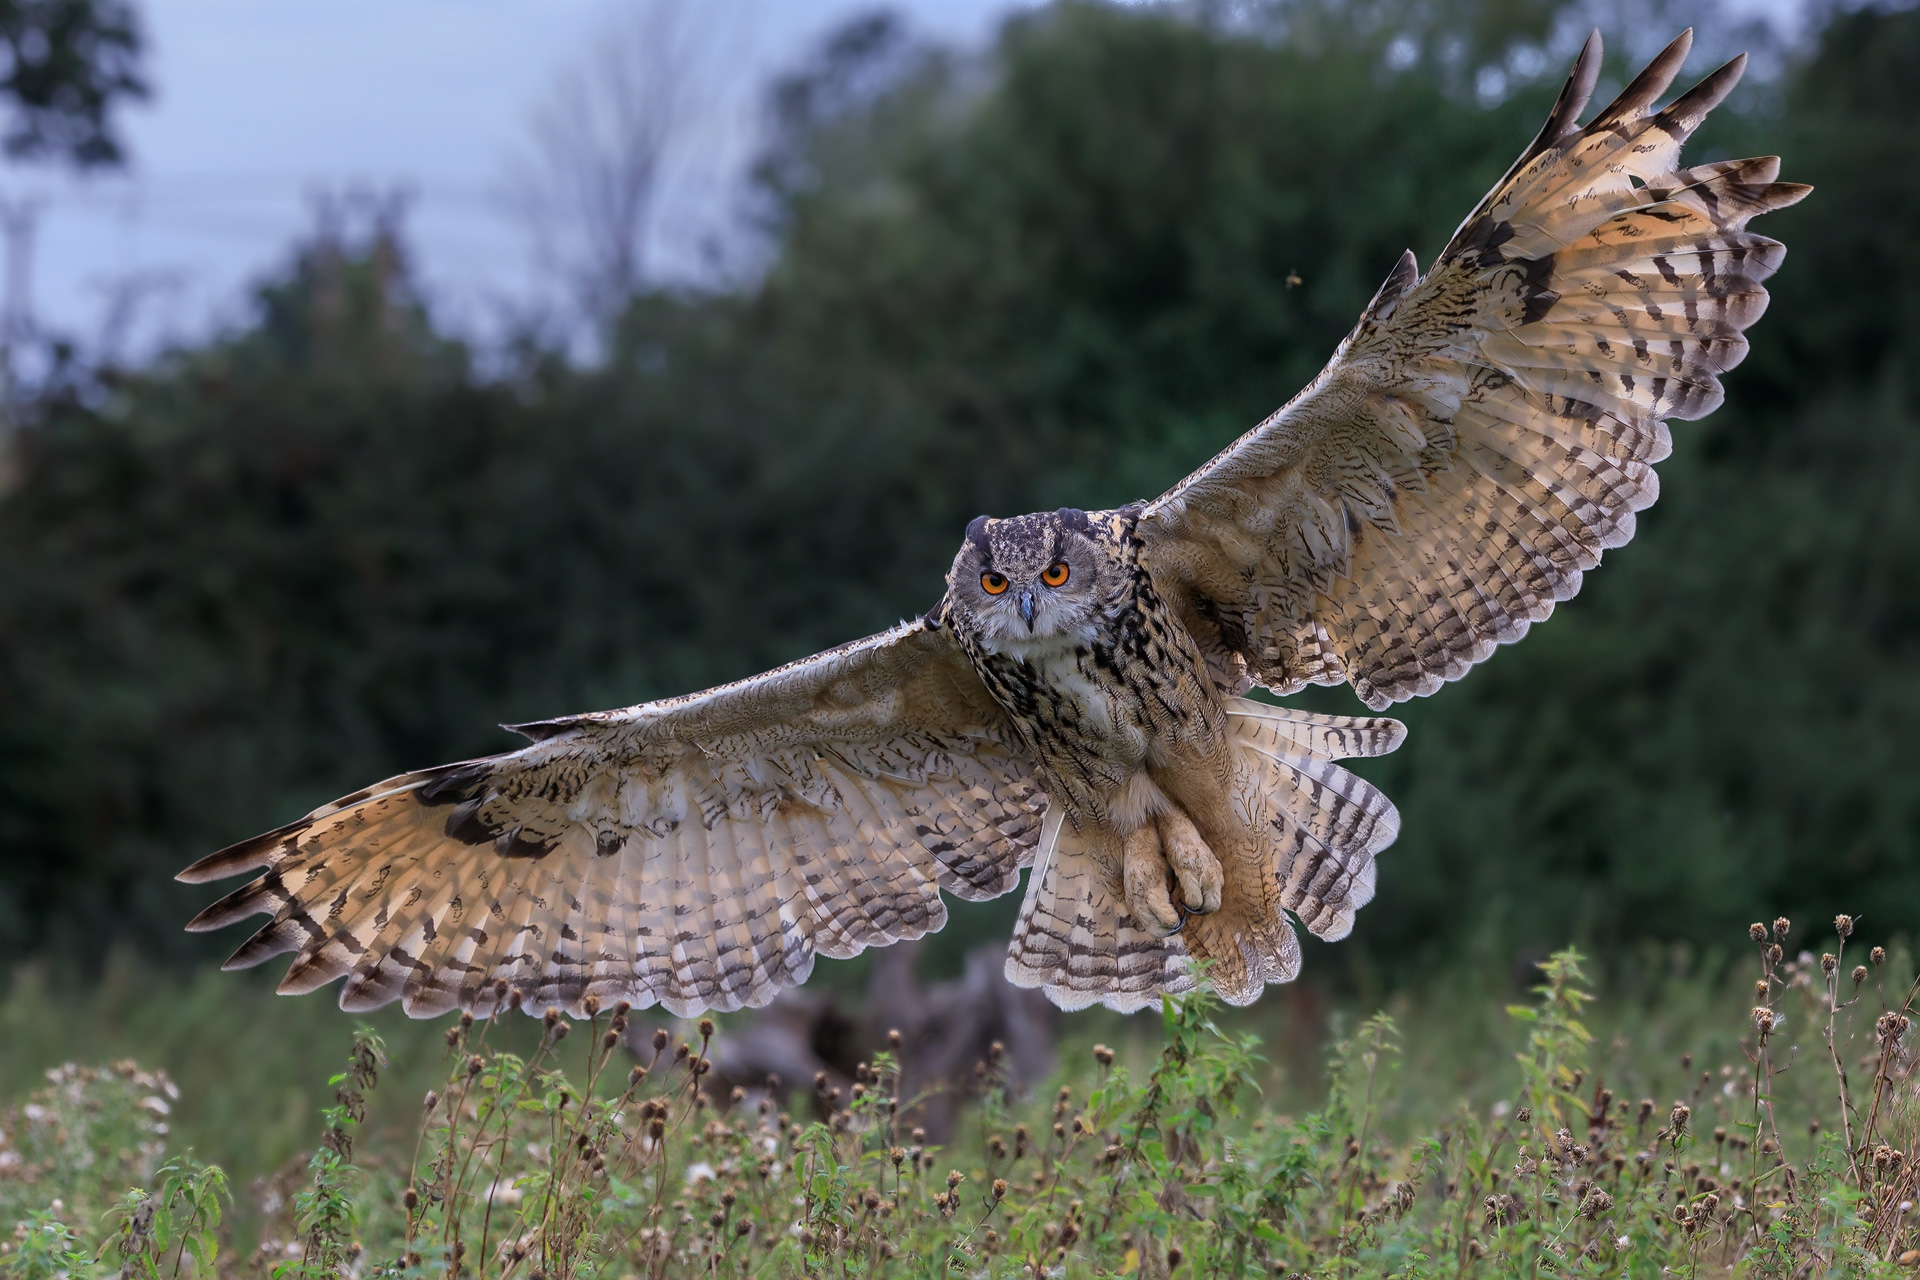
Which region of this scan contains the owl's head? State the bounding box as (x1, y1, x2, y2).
(946, 508, 1117, 651)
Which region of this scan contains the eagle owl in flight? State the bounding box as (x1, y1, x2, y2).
(182, 32, 1805, 1018)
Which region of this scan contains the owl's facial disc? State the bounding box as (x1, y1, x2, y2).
(949, 509, 1102, 649)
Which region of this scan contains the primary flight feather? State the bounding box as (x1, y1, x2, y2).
(180, 30, 1807, 1017)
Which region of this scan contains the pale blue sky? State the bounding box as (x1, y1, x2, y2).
(4, 0, 1028, 358)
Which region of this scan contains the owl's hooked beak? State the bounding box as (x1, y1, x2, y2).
(1019, 591, 1036, 630)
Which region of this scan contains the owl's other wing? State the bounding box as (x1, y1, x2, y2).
(1135, 31, 1808, 710)
(178, 616, 1044, 1018)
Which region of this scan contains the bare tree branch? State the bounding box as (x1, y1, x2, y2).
(507, 0, 738, 335)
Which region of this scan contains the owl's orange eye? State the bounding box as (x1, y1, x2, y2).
(1042, 561, 1070, 587)
(981, 572, 1010, 595)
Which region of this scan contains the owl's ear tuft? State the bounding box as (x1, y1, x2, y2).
(1053, 507, 1093, 537)
(964, 515, 993, 557)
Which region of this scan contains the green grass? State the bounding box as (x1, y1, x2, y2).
(3, 918, 1917, 1277)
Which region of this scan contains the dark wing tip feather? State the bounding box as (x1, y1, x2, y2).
(221, 921, 300, 970)
(1493, 32, 1603, 192)
(504, 718, 581, 743)
(1591, 28, 1695, 129)
(176, 825, 299, 884)
(184, 877, 275, 932)
(1656, 52, 1747, 129)
(1542, 31, 1603, 146)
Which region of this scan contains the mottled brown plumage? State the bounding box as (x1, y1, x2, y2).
(180, 31, 1805, 1017)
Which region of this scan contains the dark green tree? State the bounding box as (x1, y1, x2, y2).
(3, 0, 1916, 986)
(0, 0, 146, 166)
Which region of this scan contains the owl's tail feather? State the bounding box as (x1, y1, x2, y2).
(1003, 810, 1195, 1013)
(1004, 699, 1403, 1012)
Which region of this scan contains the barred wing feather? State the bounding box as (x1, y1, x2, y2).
(178, 620, 1045, 1018)
(1137, 30, 1809, 709)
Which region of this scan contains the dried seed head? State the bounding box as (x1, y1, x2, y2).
(467, 1054, 484, 1077)
(911, 1127, 927, 1144)
(544, 1006, 562, 1028)
(1637, 1099, 1654, 1123)
(1855, 965, 1869, 987)
(1836, 914, 1854, 940)
(508, 986, 525, 1011)
(1823, 953, 1838, 976)
(549, 1021, 569, 1042)
(444, 1026, 461, 1048)
(1753, 1007, 1778, 1036)
(1767, 943, 1783, 964)
(1670, 1103, 1691, 1133)
(651, 1027, 670, 1053)
(1749, 922, 1768, 943)
(648, 1117, 665, 1140)
(459, 1011, 474, 1031)
(1774, 916, 1791, 941)
(887, 1028, 902, 1049)
(423, 1090, 439, 1112)
(1167, 1244, 1184, 1269)
(1093, 1043, 1115, 1067)
(582, 995, 601, 1017)
(675, 1042, 691, 1062)
(601, 1030, 618, 1051)
(1579, 1189, 1613, 1219)
(992, 1178, 1007, 1200)
(629, 1065, 647, 1088)
(402, 1187, 418, 1211)
(988, 1040, 1005, 1064)
(1514, 1107, 1531, 1125)
(1874, 947, 1888, 965)
(1755, 979, 1770, 1000)
(698, 1017, 715, 1039)
(947, 1170, 962, 1189)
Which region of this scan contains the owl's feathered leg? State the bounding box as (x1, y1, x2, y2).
(1170, 701, 1407, 1003)
(1156, 807, 1222, 915)
(1122, 824, 1182, 937)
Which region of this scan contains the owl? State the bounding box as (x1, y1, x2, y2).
(180, 31, 1805, 1018)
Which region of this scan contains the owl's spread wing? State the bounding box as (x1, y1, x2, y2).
(1135, 31, 1809, 709)
(178, 617, 1044, 1018)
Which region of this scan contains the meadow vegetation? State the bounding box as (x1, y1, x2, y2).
(6, 917, 1920, 1276)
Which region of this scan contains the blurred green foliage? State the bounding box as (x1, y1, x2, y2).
(0, 0, 1916, 985)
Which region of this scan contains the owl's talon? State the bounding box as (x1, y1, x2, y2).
(1122, 825, 1183, 938)
(1157, 808, 1223, 915)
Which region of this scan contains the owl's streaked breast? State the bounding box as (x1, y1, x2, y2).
(951, 522, 1223, 816)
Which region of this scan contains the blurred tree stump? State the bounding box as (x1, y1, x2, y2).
(689, 939, 1056, 1140)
